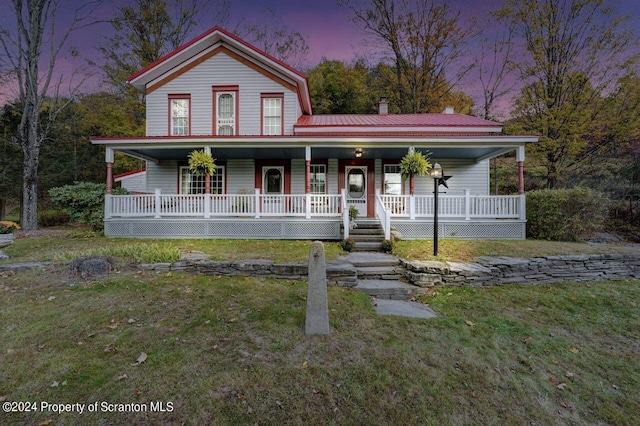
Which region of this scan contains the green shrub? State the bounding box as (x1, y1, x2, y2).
(38, 209, 71, 227)
(340, 238, 356, 252)
(381, 239, 394, 253)
(49, 182, 128, 230)
(526, 187, 609, 241)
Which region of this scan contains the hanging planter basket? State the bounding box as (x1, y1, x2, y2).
(188, 150, 216, 176)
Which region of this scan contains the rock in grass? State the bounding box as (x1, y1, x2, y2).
(69, 256, 114, 279)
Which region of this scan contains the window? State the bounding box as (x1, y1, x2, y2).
(262, 94, 283, 135)
(263, 167, 283, 194)
(170, 96, 190, 135)
(179, 166, 225, 194)
(384, 164, 402, 195)
(310, 164, 326, 194)
(213, 86, 238, 135)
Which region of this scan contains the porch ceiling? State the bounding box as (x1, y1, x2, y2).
(116, 146, 517, 163)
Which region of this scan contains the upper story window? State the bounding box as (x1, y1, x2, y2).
(262, 93, 283, 135)
(170, 95, 190, 136)
(213, 86, 238, 135)
(384, 164, 402, 195)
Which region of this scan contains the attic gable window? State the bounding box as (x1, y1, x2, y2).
(169, 95, 190, 136)
(262, 93, 283, 135)
(213, 86, 238, 136)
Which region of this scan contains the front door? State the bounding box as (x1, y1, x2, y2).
(263, 166, 284, 213)
(346, 166, 367, 218)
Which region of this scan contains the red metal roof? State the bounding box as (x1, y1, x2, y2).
(295, 113, 501, 128)
(114, 168, 146, 180)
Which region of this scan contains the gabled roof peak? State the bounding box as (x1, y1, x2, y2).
(127, 26, 312, 114)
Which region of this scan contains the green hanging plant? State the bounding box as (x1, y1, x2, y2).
(400, 147, 432, 195)
(188, 149, 216, 176)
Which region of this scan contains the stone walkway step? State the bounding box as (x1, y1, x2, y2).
(372, 299, 437, 319)
(355, 279, 424, 300)
(356, 266, 405, 280)
(343, 252, 400, 267)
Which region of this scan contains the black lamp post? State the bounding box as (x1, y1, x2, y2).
(430, 162, 443, 256)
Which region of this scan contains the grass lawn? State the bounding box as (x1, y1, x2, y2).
(1, 233, 639, 424)
(1, 263, 638, 425)
(2, 230, 346, 264)
(3, 228, 636, 265)
(393, 238, 639, 262)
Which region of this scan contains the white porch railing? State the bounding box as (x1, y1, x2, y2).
(105, 189, 525, 221)
(106, 189, 343, 219)
(375, 190, 391, 240)
(341, 188, 349, 239)
(379, 190, 525, 220)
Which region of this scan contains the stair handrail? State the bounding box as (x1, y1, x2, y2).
(375, 190, 391, 240)
(341, 188, 349, 239)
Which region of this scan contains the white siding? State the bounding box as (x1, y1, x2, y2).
(116, 172, 147, 193)
(146, 52, 300, 137)
(327, 159, 338, 194)
(226, 159, 255, 194)
(144, 157, 490, 196)
(147, 161, 178, 193)
(291, 159, 305, 194)
(413, 159, 489, 196)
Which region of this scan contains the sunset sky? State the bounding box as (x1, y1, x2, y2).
(1, 0, 640, 109)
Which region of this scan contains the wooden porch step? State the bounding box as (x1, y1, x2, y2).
(352, 241, 383, 252)
(348, 220, 385, 252)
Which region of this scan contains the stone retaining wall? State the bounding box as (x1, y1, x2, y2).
(141, 255, 358, 288)
(402, 254, 640, 287)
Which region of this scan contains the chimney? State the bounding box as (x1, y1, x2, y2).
(378, 97, 389, 115)
(443, 107, 454, 114)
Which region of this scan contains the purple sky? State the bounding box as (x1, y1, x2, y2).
(1, 0, 640, 113)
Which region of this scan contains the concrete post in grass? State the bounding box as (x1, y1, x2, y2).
(305, 241, 330, 335)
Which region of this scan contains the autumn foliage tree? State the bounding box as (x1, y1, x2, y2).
(501, 0, 638, 188)
(339, 0, 476, 113)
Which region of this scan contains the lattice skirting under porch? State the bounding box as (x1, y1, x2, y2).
(391, 220, 526, 239)
(104, 219, 343, 240)
(104, 218, 525, 240)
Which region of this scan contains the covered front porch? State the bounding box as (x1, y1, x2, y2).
(96, 135, 534, 240)
(104, 190, 526, 240)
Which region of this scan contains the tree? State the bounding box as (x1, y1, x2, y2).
(0, 0, 101, 230)
(238, 7, 309, 69)
(340, 0, 476, 113)
(473, 13, 517, 121)
(0, 103, 22, 220)
(501, 0, 639, 188)
(307, 58, 376, 114)
(100, 0, 221, 125)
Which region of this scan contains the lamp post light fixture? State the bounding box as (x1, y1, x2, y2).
(430, 162, 443, 256)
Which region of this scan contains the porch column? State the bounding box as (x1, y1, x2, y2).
(305, 146, 311, 193)
(517, 146, 525, 195)
(305, 146, 312, 219)
(204, 147, 211, 194)
(105, 148, 114, 194)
